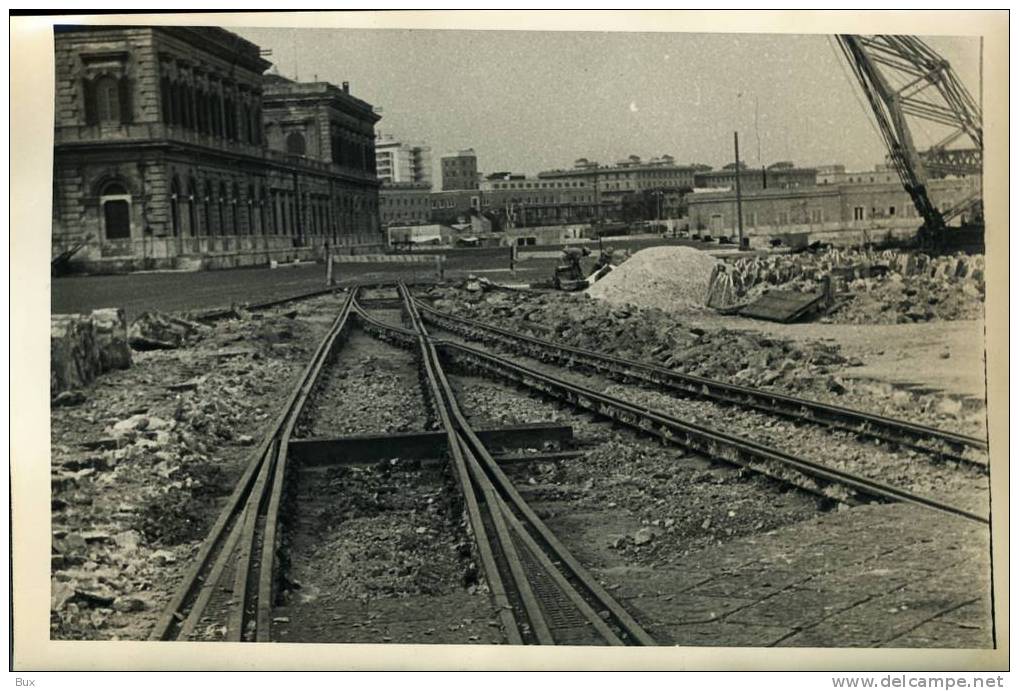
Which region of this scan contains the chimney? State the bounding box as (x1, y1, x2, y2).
(342, 81, 350, 93)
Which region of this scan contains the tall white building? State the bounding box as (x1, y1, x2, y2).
(375, 134, 432, 187)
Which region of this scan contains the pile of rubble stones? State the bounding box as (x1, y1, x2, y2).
(706, 249, 985, 324)
(422, 286, 983, 435)
(427, 288, 846, 394)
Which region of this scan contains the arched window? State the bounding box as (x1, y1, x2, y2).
(160, 76, 172, 125)
(271, 190, 279, 235)
(169, 177, 181, 237)
(232, 182, 241, 235)
(218, 182, 227, 236)
(286, 131, 307, 156)
(187, 179, 198, 236)
(241, 103, 251, 143)
(248, 183, 257, 235)
(259, 186, 268, 236)
(203, 182, 213, 236)
(95, 76, 121, 124)
(99, 180, 131, 240)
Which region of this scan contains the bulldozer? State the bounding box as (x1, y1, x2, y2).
(552, 245, 616, 291)
(552, 246, 591, 291)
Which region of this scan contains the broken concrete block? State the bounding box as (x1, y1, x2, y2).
(633, 527, 655, 546)
(128, 311, 205, 350)
(51, 314, 101, 396)
(90, 307, 132, 371)
(112, 594, 151, 613)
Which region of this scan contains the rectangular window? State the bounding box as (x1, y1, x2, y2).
(811, 209, 823, 223)
(853, 206, 865, 221)
(888, 206, 896, 216)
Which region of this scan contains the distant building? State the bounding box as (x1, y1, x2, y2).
(375, 134, 432, 186)
(480, 173, 598, 226)
(538, 154, 697, 220)
(52, 25, 382, 271)
(686, 175, 981, 243)
(380, 181, 432, 226)
(441, 148, 479, 191)
(429, 189, 483, 225)
(694, 164, 817, 191)
(814, 164, 847, 185)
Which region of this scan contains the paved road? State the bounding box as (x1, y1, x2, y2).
(50, 237, 721, 319)
(52, 264, 334, 318)
(51, 258, 552, 319)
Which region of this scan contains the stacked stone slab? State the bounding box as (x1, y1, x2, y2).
(51, 308, 132, 397)
(705, 249, 986, 311)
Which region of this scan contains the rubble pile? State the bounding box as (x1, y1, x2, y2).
(128, 311, 211, 350)
(50, 302, 333, 640)
(705, 249, 985, 323)
(427, 288, 846, 394)
(51, 308, 132, 397)
(424, 287, 986, 433)
(283, 463, 472, 604)
(585, 246, 721, 310)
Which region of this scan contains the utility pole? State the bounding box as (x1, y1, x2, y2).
(734, 131, 745, 248)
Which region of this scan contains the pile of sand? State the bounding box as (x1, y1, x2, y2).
(586, 245, 721, 310)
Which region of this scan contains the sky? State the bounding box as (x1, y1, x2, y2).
(234, 27, 981, 180)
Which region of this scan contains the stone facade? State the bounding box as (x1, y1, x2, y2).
(52, 25, 382, 272)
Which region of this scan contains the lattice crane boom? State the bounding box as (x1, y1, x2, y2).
(834, 34, 983, 246)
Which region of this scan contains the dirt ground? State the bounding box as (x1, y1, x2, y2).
(680, 310, 986, 401)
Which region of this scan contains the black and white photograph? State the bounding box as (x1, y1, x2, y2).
(11, 9, 1008, 671)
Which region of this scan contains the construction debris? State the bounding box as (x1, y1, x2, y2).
(128, 311, 209, 350)
(51, 308, 133, 396)
(90, 308, 133, 370)
(704, 248, 985, 323)
(51, 314, 102, 396)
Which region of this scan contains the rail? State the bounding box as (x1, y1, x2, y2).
(354, 287, 657, 645)
(150, 290, 358, 641)
(414, 299, 988, 468)
(431, 338, 987, 525)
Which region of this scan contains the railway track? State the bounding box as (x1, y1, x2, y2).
(151, 281, 986, 646)
(150, 291, 357, 642)
(424, 336, 987, 524)
(413, 298, 988, 469)
(154, 285, 656, 645)
(353, 286, 657, 645)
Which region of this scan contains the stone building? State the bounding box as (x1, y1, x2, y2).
(480, 173, 598, 226)
(380, 181, 432, 226)
(694, 164, 818, 191)
(686, 176, 981, 245)
(538, 155, 697, 220)
(440, 149, 479, 191)
(52, 25, 382, 272)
